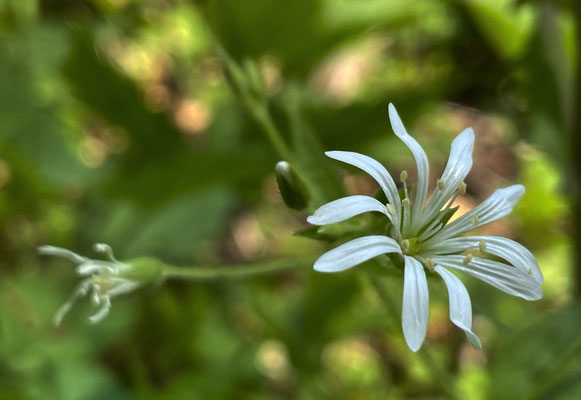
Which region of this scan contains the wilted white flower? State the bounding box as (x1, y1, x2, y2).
(307, 104, 543, 351)
(39, 243, 148, 325)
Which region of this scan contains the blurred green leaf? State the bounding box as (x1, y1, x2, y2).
(0, 24, 88, 187)
(96, 186, 236, 262)
(488, 303, 581, 400)
(462, 0, 537, 61)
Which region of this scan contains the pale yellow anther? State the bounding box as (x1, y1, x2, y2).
(400, 170, 408, 183)
(462, 254, 473, 266)
(528, 268, 532, 275)
(471, 215, 480, 226)
(401, 239, 410, 254)
(458, 181, 467, 195)
(402, 198, 411, 207)
(437, 179, 445, 190)
(478, 240, 486, 253)
(386, 204, 395, 216)
(426, 258, 435, 272)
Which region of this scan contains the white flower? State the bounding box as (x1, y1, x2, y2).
(39, 243, 142, 325)
(307, 103, 543, 351)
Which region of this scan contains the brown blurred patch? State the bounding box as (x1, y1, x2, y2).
(172, 98, 212, 136)
(229, 212, 267, 260)
(0, 160, 12, 188)
(310, 36, 385, 105)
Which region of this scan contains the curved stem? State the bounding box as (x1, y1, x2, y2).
(250, 105, 294, 163)
(162, 256, 315, 281)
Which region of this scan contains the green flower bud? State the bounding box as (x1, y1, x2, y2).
(275, 161, 310, 211)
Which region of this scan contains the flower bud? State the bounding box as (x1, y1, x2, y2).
(275, 161, 310, 211)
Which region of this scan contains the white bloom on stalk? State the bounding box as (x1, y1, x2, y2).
(307, 103, 543, 352)
(39, 243, 142, 325)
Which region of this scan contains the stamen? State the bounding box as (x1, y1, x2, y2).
(471, 215, 479, 226)
(400, 170, 408, 182)
(462, 254, 473, 266)
(386, 204, 395, 216)
(426, 258, 435, 271)
(402, 198, 411, 233)
(478, 240, 487, 253)
(400, 170, 409, 202)
(528, 268, 532, 275)
(458, 181, 467, 195)
(437, 179, 445, 190)
(401, 239, 410, 254)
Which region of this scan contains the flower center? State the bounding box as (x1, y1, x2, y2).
(401, 237, 422, 256)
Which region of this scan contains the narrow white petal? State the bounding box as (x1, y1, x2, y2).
(53, 279, 92, 326)
(325, 151, 401, 226)
(388, 103, 429, 225)
(77, 262, 117, 276)
(402, 256, 429, 352)
(313, 235, 401, 273)
(307, 195, 389, 225)
(432, 255, 542, 300)
(38, 245, 88, 264)
(94, 243, 119, 262)
(426, 235, 543, 284)
(434, 266, 481, 349)
(88, 296, 112, 324)
(423, 128, 474, 219)
(426, 185, 525, 244)
(77, 263, 105, 275)
(107, 280, 141, 297)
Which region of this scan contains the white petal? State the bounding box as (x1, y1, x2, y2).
(325, 151, 401, 227)
(388, 103, 429, 226)
(107, 280, 141, 297)
(77, 262, 105, 275)
(307, 195, 389, 225)
(88, 296, 112, 324)
(313, 235, 401, 273)
(426, 185, 525, 244)
(38, 245, 88, 264)
(434, 266, 481, 349)
(402, 256, 429, 352)
(53, 279, 92, 326)
(77, 262, 117, 276)
(94, 243, 118, 262)
(423, 128, 474, 219)
(431, 255, 542, 300)
(426, 235, 543, 284)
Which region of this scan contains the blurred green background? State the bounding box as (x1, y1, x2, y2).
(1, 0, 580, 399)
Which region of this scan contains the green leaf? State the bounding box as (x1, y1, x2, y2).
(462, 0, 537, 61)
(98, 186, 236, 263)
(488, 302, 581, 400)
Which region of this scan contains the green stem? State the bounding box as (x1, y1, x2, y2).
(369, 276, 457, 399)
(250, 105, 294, 163)
(162, 256, 314, 281)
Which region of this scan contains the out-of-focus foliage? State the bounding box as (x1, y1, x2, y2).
(0, 0, 578, 399)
